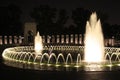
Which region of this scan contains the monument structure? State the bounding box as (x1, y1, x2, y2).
(24, 22, 37, 44)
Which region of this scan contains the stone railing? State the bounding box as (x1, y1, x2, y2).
(0, 34, 118, 47)
(41, 34, 83, 45)
(0, 35, 24, 45)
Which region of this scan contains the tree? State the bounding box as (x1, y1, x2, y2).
(30, 5, 56, 34)
(54, 9, 69, 34)
(96, 10, 108, 24)
(0, 4, 22, 35)
(111, 24, 120, 38)
(71, 8, 91, 34)
(30, 5, 69, 35)
(102, 23, 111, 38)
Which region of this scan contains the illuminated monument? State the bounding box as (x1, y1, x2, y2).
(2, 12, 120, 71)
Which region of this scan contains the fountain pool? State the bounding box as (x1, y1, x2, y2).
(2, 45, 120, 71)
(2, 12, 120, 71)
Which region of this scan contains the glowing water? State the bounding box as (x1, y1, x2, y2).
(84, 12, 104, 63)
(34, 32, 43, 55)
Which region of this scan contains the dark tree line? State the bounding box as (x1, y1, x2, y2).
(0, 4, 120, 39)
(0, 4, 22, 35)
(31, 5, 119, 38)
(30, 5, 68, 34)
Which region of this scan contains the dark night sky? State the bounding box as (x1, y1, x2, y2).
(0, 0, 120, 25)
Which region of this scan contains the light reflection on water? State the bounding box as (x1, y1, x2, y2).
(1, 63, 120, 80)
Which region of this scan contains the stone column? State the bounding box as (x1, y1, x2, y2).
(47, 35, 51, 43)
(75, 34, 78, 44)
(52, 35, 55, 43)
(61, 35, 64, 43)
(42, 35, 45, 43)
(56, 35, 60, 43)
(111, 36, 115, 46)
(108, 38, 114, 46)
(4, 36, 7, 44)
(70, 34, 73, 43)
(9, 36, 12, 44)
(18, 36, 23, 44)
(66, 35, 69, 44)
(14, 36, 18, 44)
(104, 39, 108, 46)
(0, 36, 2, 45)
(79, 34, 82, 45)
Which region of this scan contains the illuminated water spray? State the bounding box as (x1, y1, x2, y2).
(34, 32, 43, 55)
(84, 12, 104, 63)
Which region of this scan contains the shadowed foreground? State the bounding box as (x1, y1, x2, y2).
(1, 62, 120, 80)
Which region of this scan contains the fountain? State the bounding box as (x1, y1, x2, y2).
(84, 12, 104, 63)
(2, 12, 120, 71)
(34, 32, 43, 55)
